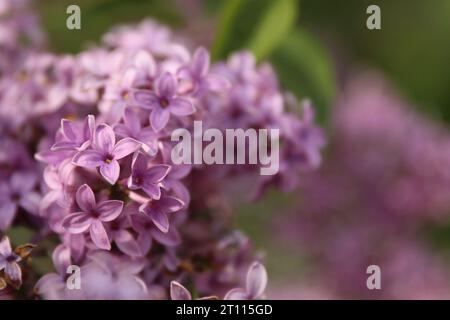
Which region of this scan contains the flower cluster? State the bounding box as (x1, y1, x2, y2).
(0, 2, 324, 299)
(274, 73, 450, 299)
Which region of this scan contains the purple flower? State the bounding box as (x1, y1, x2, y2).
(128, 152, 170, 200)
(224, 262, 267, 300)
(107, 206, 142, 257)
(139, 195, 184, 233)
(62, 184, 123, 250)
(178, 47, 229, 94)
(0, 236, 22, 287)
(0, 171, 40, 231)
(51, 115, 95, 151)
(131, 212, 181, 255)
(34, 245, 83, 299)
(72, 124, 140, 184)
(114, 108, 158, 155)
(133, 72, 196, 132)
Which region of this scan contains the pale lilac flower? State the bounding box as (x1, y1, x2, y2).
(34, 245, 82, 299)
(72, 124, 140, 184)
(0, 172, 40, 231)
(107, 207, 142, 257)
(139, 195, 184, 233)
(128, 152, 170, 200)
(80, 251, 148, 300)
(177, 47, 229, 94)
(133, 72, 195, 132)
(0, 236, 22, 286)
(131, 212, 181, 255)
(224, 262, 267, 300)
(51, 115, 95, 151)
(62, 184, 123, 250)
(114, 108, 158, 155)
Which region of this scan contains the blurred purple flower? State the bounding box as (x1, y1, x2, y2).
(133, 72, 195, 132)
(225, 262, 267, 300)
(139, 195, 184, 233)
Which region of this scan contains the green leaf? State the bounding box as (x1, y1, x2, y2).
(270, 29, 336, 125)
(6, 226, 34, 246)
(212, 0, 298, 61)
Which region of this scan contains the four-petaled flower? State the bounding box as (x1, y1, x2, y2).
(139, 195, 184, 233)
(114, 108, 158, 156)
(62, 184, 124, 250)
(128, 152, 170, 200)
(133, 72, 196, 132)
(73, 123, 140, 184)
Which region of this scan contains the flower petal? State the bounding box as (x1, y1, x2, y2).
(113, 138, 140, 160)
(192, 47, 209, 77)
(61, 119, 78, 141)
(158, 196, 185, 214)
(155, 72, 176, 97)
(146, 165, 171, 183)
(52, 245, 71, 276)
(5, 262, 22, 283)
(115, 230, 142, 257)
(170, 281, 192, 300)
(0, 202, 17, 231)
(246, 262, 268, 299)
(150, 108, 170, 132)
(89, 220, 111, 250)
(76, 184, 96, 211)
(94, 124, 116, 154)
(224, 288, 248, 300)
(142, 183, 161, 200)
(0, 236, 12, 256)
(62, 212, 92, 234)
(11, 172, 36, 193)
(97, 200, 123, 222)
(72, 150, 104, 168)
(123, 108, 141, 132)
(133, 90, 159, 109)
(169, 98, 195, 116)
(100, 160, 120, 185)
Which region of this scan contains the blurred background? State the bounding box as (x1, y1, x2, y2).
(32, 0, 450, 298)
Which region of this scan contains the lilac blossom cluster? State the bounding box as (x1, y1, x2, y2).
(0, 4, 324, 299)
(273, 73, 450, 299)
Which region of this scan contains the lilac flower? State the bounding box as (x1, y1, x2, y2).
(107, 206, 142, 257)
(0, 172, 41, 231)
(62, 184, 123, 250)
(160, 163, 191, 205)
(131, 212, 181, 255)
(128, 152, 170, 200)
(114, 108, 158, 155)
(0, 236, 21, 286)
(177, 47, 229, 94)
(34, 245, 82, 299)
(138, 195, 184, 233)
(133, 72, 196, 132)
(80, 251, 148, 300)
(51, 115, 95, 151)
(72, 124, 140, 184)
(224, 262, 267, 300)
